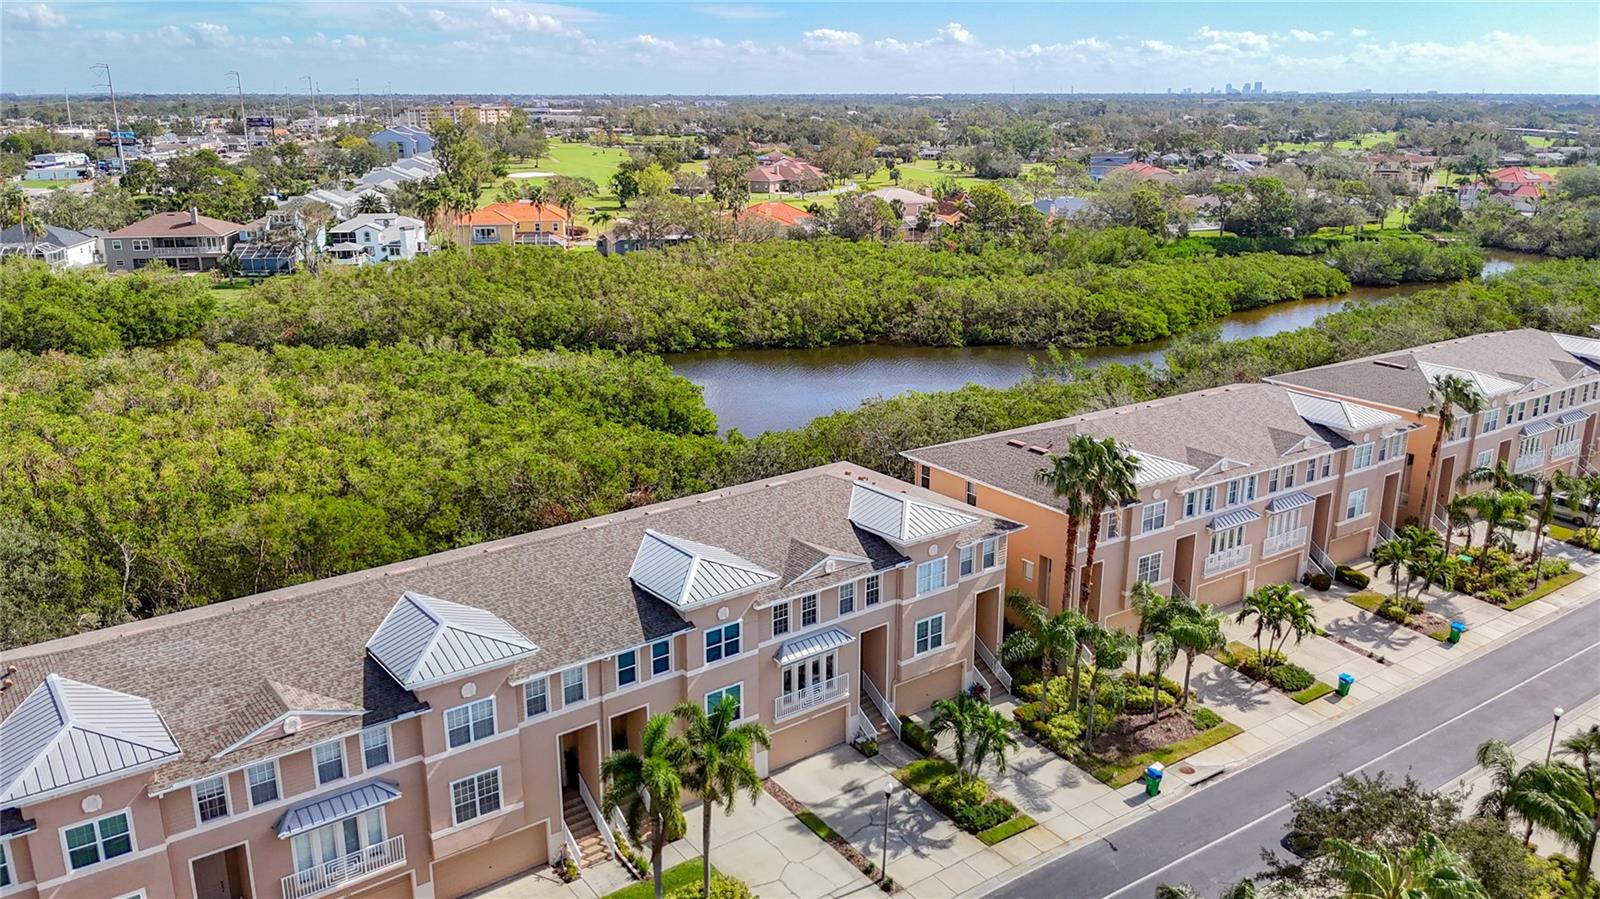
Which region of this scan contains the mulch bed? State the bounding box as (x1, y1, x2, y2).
(763, 780, 895, 892)
(1089, 709, 1199, 758)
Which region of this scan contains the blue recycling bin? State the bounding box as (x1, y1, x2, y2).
(1337, 672, 1355, 697)
(1449, 621, 1467, 644)
(1144, 763, 1164, 797)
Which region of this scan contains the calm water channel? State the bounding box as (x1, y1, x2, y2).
(668, 250, 1545, 435)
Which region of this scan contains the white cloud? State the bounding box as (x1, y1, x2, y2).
(191, 22, 235, 48)
(803, 28, 861, 49)
(3, 2, 66, 29)
(938, 22, 974, 45)
(1287, 29, 1320, 43)
(695, 4, 783, 20)
(1195, 25, 1271, 53)
(422, 7, 469, 30)
(1351, 28, 1370, 37)
(487, 6, 574, 34)
(156, 24, 194, 46)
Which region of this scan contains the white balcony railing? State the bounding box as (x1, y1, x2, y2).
(975, 638, 1013, 692)
(148, 245, 220, 258)
(1515, 451, 1545, 474)
(860, 674, 900, 739)
(1262, 526, 1308, 557)
(1551, 440, 1581, 461)
(1203, 544, 1252, 578)
(282, 834, 405, 899)
(775, 673, 849, 721)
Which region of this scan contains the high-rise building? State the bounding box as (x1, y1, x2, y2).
(1254, 81, 1264, 93)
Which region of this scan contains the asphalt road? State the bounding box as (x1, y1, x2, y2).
(983, 594, 1600, 899)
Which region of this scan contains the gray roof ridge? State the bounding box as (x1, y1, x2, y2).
(3, 462, 866, 664)
(1270, 329, 1555, 381)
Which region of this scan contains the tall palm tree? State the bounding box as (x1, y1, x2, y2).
(929, 693, 980, 785)
(602, 714, 688, 899)
(352, 192, 389, 214)
(1418, 374, 1483, 518)
(1527, 471, 1578, 584)
(1035, 435, 1101, 611)
(1442, 495, 1475, 555)
(1373, 536, 1413, 603)
(1146, 632, 1176, 724)
(1466, 489, 1531, 566)
(1082, 624, 1135, 745)
(1473, 738, 1543, 845)
(1130, 582, 1171, 682)
(970, 704, 1019, 785)
(1235, 583, 1315, 667)
(1170, 604, 1226, 708)
(1002, 591, 1088, 715)
(1323, 832, 1488, 899)
(1079, 439, 1140, 613)
(674, 695, 771, 899)
(1505, 761, 1595, 890)
(1555, 725, 1600, 890)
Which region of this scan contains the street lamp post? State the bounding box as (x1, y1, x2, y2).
(880, 781, 893, 884)
(1547, 707, 1565, 763)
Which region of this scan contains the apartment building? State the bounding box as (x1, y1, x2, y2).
(100, 209, 244, 273)
(401, 103, 514, 131)
(1267, 329, 1600, 524)
(0, 463, 1017, 899)
(905, 383, 1411, 629)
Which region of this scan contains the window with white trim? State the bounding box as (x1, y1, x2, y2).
(772, 602, 790, 636)
(194, 775, 229, 823)
(450, 769, 502, 825)
(960, 544, 976, 576)
(1447, 416, 1470, 442)
(561, 667, 586, 704)
(838, 581, 855, 614)
(982, 537, 997, 569)
(801, 594, 818, 627)
(617, 649, 638, 687)
(1183, 486, 1216, 518)
(1267, 467, 1280, 493)
(1345, 488, 1369, 520)
(63, 811, 133, 870)
(919, 465, 930, 488)
(291, 810, 385, 877)
(704, 622, 741, 662)
(705, 683, 743, 718)
(1209, 525, 1246, 555)
(914, 615, 945, 654)
(131, 238, 150, 251)
(916, 558, 947, 594)
(1103, 509, 1121, 539)
(864, 575, 881, 605)
(1136, 551, 1162, 584)
(651, 640, 671, 676)
(1022, 559, 1034, 580)
(524, 678, 549, 717)
(1223, 475, 1257, 507)
(1349, 443, 1375, 471)
(1140, 501, 1167, 533)
(1, 841, 9, 887)
(1474, 449, 1494, 470)
(246, 760, 279, 807)
(313, 739, 345, 785)
(1481, 408, 1500, 433)
(446, 698, 496, 749)
(361, 725, 391, 769)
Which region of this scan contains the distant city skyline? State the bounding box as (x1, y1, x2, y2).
(2, 1, 1597, 97)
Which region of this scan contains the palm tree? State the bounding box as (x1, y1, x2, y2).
(602, 714, 688, 899)
(1505, 761, 1595, 890)
(1082, 624, 1135, 745)
(1323, 832, 1487, 899)
(1473, 738, 1543, 845)
(969, 704, 1019, 785)
(1130, 582, 1171, 682)
(1527, 471, 1578, 584)
(674, 695, 771, 899)
(930, 693, 981, 785)
(1466, 489, 1531, 566)
(1373, 536, 1412, 603)
(352, 192, 389, 214)
(1418, 374, 1483, 517)
(1170, 604, 1226, 708)
(1001, 591, 1087, 715)
(1555, 725, 1600, 890)
(1146, 632, 1176, 724)
(1079, 438, 1140, 613)
(1442, 495, 1475, 555)
(1234, 583, 1316, 668)
(1035, 435, 1101, 610)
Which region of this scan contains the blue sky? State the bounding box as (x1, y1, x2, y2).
(3, 2, 1597, 96)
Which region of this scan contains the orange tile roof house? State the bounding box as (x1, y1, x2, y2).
(100, 208, 244, 273)
(738, 201, 814, 228)
(1458, 166, 1558, 214)
(743, 154, 829, 193)
(1108, 161, 1176, 184)
(448, 201, 570, 248)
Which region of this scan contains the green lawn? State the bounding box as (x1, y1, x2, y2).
(1262, 131, 1401, 154)
(1213, 641, 1336, 705)
(1345, 591, 1386, 613)
(19, 179, 80, 190)
(1505, 570, 1584, 611)
(603, 859, 713, 899)
(977, 814, 1038, 846)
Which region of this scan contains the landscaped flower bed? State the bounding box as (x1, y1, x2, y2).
(1448, 547, 1572, 607)
(1211, 641, 1336, 704)
(891, 758, 1037, 844)
(1345, 591, 1451, 641)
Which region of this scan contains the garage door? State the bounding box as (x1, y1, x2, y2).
(1254, 554, 1300, 590)
(1196, 571, 1248, 606)
(1330, 530, 1371, 565)
(433, 823, 547, 899)
(347, 876, 415, 899)
(894, 664, 964, 715)
(769, 707, 848, 770)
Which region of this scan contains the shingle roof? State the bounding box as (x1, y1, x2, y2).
(105, 210, 244, 239)
(0, 464, 1017, 793)
(0, 675, 181, 805)
(905, 383, 1358, 508)
(1268, 330, 1598, 413)
(0, 223, 96, 250)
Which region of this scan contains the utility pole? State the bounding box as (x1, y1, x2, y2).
(227, 71, 247, 144)
(303, 75, 316, 131)
(355, 77, 362, 121)
(65, 90, 73, 126)
(91, 63, 126, 174)
(387, 81, 395, 123)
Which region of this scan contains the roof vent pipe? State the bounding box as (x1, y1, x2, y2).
(189, 207, 199, 224)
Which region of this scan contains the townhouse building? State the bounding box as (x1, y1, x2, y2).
(0, 464, 1017, 899)
(1267, 329, 1600, 525)
(904, 383, 1411, 630)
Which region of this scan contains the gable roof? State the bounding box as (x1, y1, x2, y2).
(629, 530, 780, 608)
(0, 223, 96, 250)
(105, 210, 244, 239)
(782, 539, 873, 587)
(741, 201, 813, 226)
(0, 674, 181, 805)
(366, 591, 540, 690)
(454, 201, 568, 227)
(847, 481, 979, 545)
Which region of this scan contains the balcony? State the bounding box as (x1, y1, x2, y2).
(1203, 544, 1252, 578)
(774, 673, 849, 721)
(147, 245, 220, 258)
(1262, 526, 1308, 558)
(282, 834, 405, 899)
(1515, 451, 1546, 474)
(1551, 440, 1581, 461)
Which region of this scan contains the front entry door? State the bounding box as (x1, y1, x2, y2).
(563, 746, 580, 790)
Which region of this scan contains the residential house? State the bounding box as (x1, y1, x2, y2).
(0, 223, 99, 268)
(100, 209, 243, 273)
(449, 201, 570, 248)
(1458, 166, 1557, 214)
(736, 201, 815, 231)
(865, 187, 938, 226)
(358, 155, 442, 194)
(1366, 153, 1439, 190)
(1106, 162, 1176, 184)
(369, 125, 435, 159)
(1031, 196, 1088, 221)
(0, 463, 1018, 899)
(742, 155, 829, 194)
(905, 382, 1411, 629)
(326, 213, 429, 265)
(1088, 153, 1135, 181)
(596, 230, 693, 256)
(1266, 329, 1600, 526)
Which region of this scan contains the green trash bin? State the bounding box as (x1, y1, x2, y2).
(1337, 672, 1355, 696)
(1144, 763, 1164, 797)
(1449, 621, 1466, 644)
